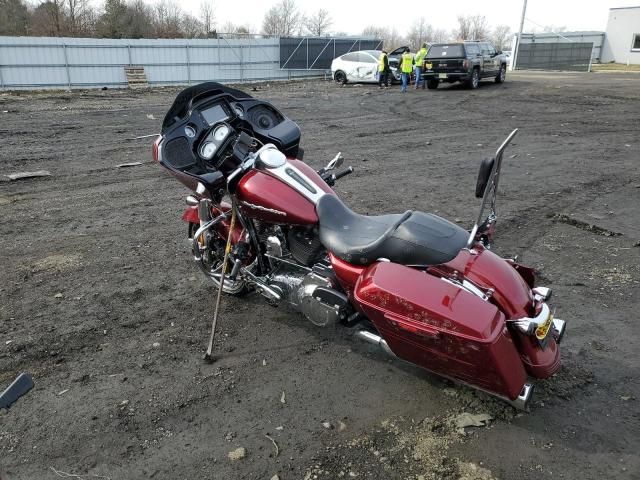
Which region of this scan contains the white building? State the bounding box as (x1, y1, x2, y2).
(601, 6, 640, 64)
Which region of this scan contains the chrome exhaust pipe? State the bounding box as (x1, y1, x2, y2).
(354, 330, 396, 358)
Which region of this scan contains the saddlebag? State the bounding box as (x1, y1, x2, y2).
(354, 262, 528, 400)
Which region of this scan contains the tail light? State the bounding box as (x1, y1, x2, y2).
(463, 59, 469, 69)
(152, 136, 162, 162)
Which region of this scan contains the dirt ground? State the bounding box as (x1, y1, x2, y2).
(1, 71, 639, 480)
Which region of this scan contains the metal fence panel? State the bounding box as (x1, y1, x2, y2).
(279, 37, 382, 69)
(0, 36, 331, 90)
(515, 42, 594, 71)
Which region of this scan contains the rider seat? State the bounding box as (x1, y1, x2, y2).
(316, 194, 469, 266)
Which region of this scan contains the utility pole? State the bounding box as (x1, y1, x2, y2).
(512, 0, 528, 71)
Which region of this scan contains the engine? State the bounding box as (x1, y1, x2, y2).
(257, 226, 349, 327)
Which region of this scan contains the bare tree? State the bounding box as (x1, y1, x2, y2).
(432, 28, 449, 43)
(468, 15, 489, 40)
(0, 0, 29, 35)
(218, 20, 251, 37)
(262, 0, 302, 36)
(453, 15, 471, 41)
(453, 14, 489, 41)
(362, 25, 407, 51)
(123, 0, 153, 38)
(490, 24, 512, 50)
(408, 17, 433, 50)
(200, 0, 215, 37)
(153, 0, 183, 37)
(304, 8, 331, 36)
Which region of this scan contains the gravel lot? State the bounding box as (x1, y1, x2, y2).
(1, 71, 639, 480)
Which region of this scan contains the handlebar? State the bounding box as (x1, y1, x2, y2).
(324, 166, 354, 186)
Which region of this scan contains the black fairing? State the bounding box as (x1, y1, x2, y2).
(317, 195, 468, 266)
(161, 82, 302, 158)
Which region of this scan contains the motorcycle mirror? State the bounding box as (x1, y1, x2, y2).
(0, 373, 34, 410)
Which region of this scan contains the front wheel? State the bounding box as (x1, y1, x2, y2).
(190, 222, 249, 295)
(466, 69, 479, 89)
(495, 64, 506, 83)
(334, 70, 347, 85)
(426, 79, 439, 90)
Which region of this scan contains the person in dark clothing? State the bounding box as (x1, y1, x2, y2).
(378, 50, 391, 88)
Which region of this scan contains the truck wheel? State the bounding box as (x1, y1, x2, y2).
(466, 69, 479, 89)
(495, 64, 506, 83)
(334, 71, 347, 84)
(426, 79, 439, 90)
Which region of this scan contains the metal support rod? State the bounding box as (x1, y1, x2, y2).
(62, 44, 71, 88)
(204, 202, 237, 362)
(512, 0, 528, 71)
(127, 44, 132, 66)
(186, 44, 191, 84)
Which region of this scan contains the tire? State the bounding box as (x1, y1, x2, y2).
(334, 70, 347, 85)
(426, 79, 439, 90)
(495, 64, 506, 84)
(466, 68, 479, 89)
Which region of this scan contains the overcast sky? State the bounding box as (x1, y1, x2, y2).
(174, 0, 639, 34)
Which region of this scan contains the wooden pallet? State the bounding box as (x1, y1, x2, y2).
(124, 66, 148, 88)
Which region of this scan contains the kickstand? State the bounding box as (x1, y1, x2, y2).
(203, 202, 237, 363)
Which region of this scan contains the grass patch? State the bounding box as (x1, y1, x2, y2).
(592, 63, 640, 72)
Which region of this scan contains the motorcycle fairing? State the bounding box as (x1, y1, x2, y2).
(354, 261, 528, 400)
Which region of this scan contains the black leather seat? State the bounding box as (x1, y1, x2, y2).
(316, 194, 469, 266)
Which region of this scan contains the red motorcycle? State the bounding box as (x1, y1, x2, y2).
(153, 82, 566, 409)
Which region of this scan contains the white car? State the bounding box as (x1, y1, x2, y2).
(331, 50, 400, 84)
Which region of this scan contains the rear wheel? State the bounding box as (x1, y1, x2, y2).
(466, 69, 479, 89)
(334, 70, 347, 85)
(426, 79, 439, 90)
(495, 64, 506, 83)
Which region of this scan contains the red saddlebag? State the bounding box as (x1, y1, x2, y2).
(354, 262, 528, 400)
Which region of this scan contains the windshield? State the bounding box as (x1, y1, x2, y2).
(427, 45, 465, 58)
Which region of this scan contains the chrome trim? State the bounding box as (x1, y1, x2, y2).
(354, 329, 535, 411)
(196, 182, 206, 195)
(186, 195, 199, 207)
(512, 303, 550, 335)
(265, 236, 283, 258)
(192, 213, 228, 261)
(533, 286, 552, 301)
(267, 159, 328, 205)
(259, 148, 287, 168)
(441, 277, 490, 301)
(552, 318, 566, 344)
(264, 254, 312, 272)
(240, 200, 287, 217)
(509, 383, 534, 410)
(354, 330, 396, 358)
(241, 267, 282, 301)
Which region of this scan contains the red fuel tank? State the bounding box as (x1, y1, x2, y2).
(235, 159, 333, 225)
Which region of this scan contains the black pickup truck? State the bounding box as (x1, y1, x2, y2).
(422, 41, 508, 89)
